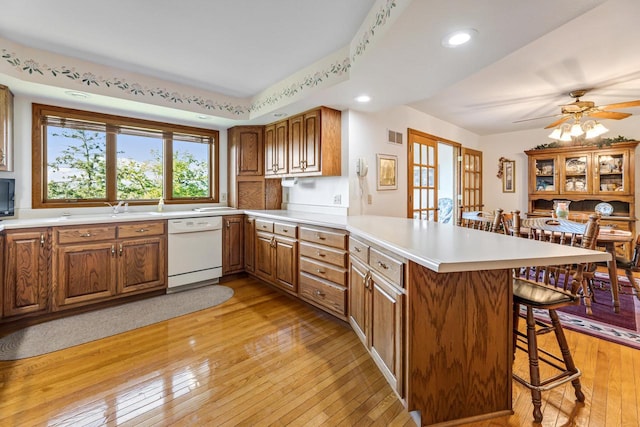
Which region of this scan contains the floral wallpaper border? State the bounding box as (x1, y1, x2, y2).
(1, 0, 397, 117)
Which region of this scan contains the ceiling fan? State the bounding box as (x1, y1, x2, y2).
(515, 89, 640, 129)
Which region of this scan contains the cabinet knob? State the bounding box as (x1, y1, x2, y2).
(136, 228, 149, 233)
(80, 233, 92, 238)
(111, 245, 116, 256)
(119, 243, 123, 256)
(317, 251, 325, 257)
(315, 233, 326, 241)
(314, 289, 325, 297)
(40, 234, 45, 246)
(316, 268, 325, 274)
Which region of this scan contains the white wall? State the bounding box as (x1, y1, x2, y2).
(480, 116, 640, 218)
(0, 93, 228, 218)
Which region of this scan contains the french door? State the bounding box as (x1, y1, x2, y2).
(460, 147, 483, 215)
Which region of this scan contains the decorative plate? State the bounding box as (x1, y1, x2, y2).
(595, 202, 614, 216)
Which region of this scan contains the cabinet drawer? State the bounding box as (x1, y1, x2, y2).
(299, 241, 347, 267)
(56, 225, 117, 244)
(599, 220, 631, 231)
(274, 222, 297, 238)
(300, 257, 347, 286)
(349, 237, 369, 263)
(370, 247, 404, 287)
(118, 221, 165, 239)
(255, 219, 274, 233)
(299, 272, 347, 316)
(299, 226, 347, 249)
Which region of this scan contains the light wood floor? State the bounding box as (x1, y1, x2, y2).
(0, 276, 638, 426)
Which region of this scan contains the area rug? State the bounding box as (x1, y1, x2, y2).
(526, 274, 640, 350)
(0, 285, 234, 360)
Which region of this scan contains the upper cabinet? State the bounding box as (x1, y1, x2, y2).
(229, 126, 264, 177)
(0, 85, 14, 172)
(265, 106, 341, 178)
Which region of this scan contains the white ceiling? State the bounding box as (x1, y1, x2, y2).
(1, 0, 639, 136)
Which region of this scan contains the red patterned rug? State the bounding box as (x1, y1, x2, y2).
(527, 273, 640, 350)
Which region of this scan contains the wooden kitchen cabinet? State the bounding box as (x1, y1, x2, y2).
(2, 228, 50, 318)
(0, 84, 14, 172)
(228, 126, 263, 176)
(222, 214, 244, 275)
(264, 120, 288, 177)
(298, 224, 348, 319)
(348, 235, 405, 397)
(265, 106, 341, 178)
(53, 221, 166, 310)
(254, 219, 298, 295)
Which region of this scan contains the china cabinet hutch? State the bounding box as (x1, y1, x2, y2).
(525, 141, 638, 257)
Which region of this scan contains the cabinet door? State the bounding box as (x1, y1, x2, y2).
(594, 150, 628, 194)
(288, 114, 304, 174)
(244, 217, 255, 273)
(222, 215, 244, 275)
(531, 155, 558, 194)
(560, 153, 590, 193)
(3, 229, 49, 316)
(369, 271, 404, 395)
(274, 236, 297, 293)
(301, 109, 321, 173)
(348, 257, 369, 346)
(264, 124, 277, 177)
(118, 236, 166, 294)
(235, 127, 263, 176)
(55, 241, 117, 309)
(255, 232, 275, 281)
(274, 120, 288, 174)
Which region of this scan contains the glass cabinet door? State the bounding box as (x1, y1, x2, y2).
(532, 156, 557, 193)
(561, 154, 589, 193)
(595, 151, 627, 194)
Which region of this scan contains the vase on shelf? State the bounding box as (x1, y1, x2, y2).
(553, 200, 571, 219)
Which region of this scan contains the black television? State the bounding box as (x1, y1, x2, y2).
(0, 178, 15, 218)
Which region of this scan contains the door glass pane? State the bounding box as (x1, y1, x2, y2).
(413, 189, 420, 209)
(421, 167, 428, 186)
(422, 145, 428, 165)
(414, 142, 420, 164)
(421, 189, 427, 209)
(46, 126, 107, 200)
(428, 189, 434, 208)
(428, 146, 435, 166)
(428, 168, 434, 187)
(413, 166, 421, 186)
(116, 133, 163, 200)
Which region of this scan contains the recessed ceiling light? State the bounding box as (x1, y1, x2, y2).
(442, 29, 477, 48)
(64, 90, 90, 98)
(273, 112, 287, 118)
(355, 95, 371, 103)
(197, 114, 210, 120)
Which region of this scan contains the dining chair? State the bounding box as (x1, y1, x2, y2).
(512, 214, 600, 423)
(457, 207, 504, 233)
(592, 232, 640, 301)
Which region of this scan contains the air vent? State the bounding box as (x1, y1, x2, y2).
(388, 129, 403, 145)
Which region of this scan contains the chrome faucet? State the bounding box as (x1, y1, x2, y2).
(105, 201, 124, 214)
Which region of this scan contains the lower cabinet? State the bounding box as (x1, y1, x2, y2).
(244, 216, 255, 273)
(2, 228, 51, 318)
(222, 214, 244, 275)
(254, 219, 298, 294)
(348, 236, 405, 398)
(53, 221, 166, 310)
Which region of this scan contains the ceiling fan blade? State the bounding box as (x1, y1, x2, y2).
(601, 100, 640, 110)
(512, 113, 563, 124)
(544, 116, 571, 129)
(588, 111, 632, 120)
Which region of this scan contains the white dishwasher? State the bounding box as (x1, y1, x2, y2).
(167, 216, 222, 291)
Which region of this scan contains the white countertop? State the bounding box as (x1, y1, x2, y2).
(0, 208, 611, 273)
(246, 210, 612, 273)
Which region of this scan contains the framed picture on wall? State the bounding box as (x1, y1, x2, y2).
(377, 154, 398, 190)
(502, 160, 515, 193)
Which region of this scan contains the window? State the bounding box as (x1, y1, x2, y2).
(33, 104, 219, 208)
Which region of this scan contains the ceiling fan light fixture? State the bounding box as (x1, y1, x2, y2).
(548, 127, 563, 139)
(570, 122, 584, 137)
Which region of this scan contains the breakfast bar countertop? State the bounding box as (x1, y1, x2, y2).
(245, 210, 612, 273)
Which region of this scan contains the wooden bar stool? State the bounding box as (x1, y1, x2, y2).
(511, 214, 600, 423)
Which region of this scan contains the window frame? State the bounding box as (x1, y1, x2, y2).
(32, 103, 219, 209)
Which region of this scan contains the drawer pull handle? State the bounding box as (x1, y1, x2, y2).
(111, 245, 115, 256)
(282, 229, 288, 232)
(377, 261, 389, 270)
(136, 228, 149, 233)
(317, 251, 326, 257)
(40, 234, 45, 246)
(354, 247, 361, 252)
(80, 233, 92, 238)
(317, 268, 325, 274)
(316, 233, 326, 240)
(119, 244, 123, 256)
(314, 289, 325, 297)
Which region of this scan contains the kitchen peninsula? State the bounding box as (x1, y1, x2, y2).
(243, 210, 611, 426)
